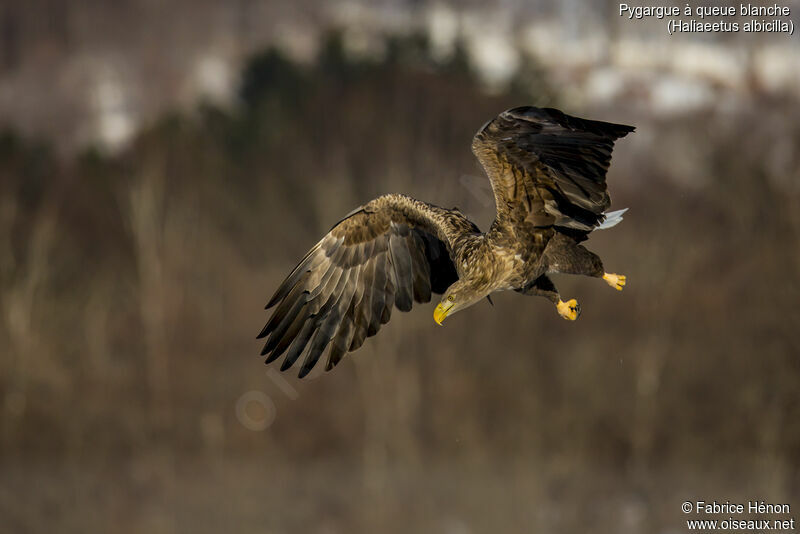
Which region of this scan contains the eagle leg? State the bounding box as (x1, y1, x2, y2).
(543, 233, 627, 292)
(516, 275, 559, 302)
(516, 275, 581, 321)
(542, 233, 604, 277)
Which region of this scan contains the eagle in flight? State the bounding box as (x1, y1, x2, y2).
(259, 106, 634, 377)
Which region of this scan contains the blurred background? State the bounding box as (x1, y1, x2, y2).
(1, 1, 799, 532)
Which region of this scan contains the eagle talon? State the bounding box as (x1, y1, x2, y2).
(603, 273, 626, 291)
(557, 299, 580, 321)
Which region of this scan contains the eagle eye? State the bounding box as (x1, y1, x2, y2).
(447, 295, 455, 301)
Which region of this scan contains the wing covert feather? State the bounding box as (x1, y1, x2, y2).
(259, 194, 469, 377)
(472, 106, 634, 230)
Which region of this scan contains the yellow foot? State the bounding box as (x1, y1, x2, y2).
(556, 299, 581, 321)
(603, 272, 626, 291)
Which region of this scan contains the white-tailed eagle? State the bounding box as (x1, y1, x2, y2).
(258, 106, 634, 377)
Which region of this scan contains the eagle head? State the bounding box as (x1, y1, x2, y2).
(433, 280, 490, 325)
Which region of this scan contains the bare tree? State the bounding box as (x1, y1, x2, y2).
(124, 153, 172, 433)
(0, 193, 57, 451)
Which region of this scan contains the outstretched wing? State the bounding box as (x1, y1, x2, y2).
(471, 106, 634, 231)
(258, 194, 472, 378)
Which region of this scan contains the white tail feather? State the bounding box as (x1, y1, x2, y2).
(597, 208, 628, 230)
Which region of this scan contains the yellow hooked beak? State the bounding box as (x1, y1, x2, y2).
(433, 301, 454, 325)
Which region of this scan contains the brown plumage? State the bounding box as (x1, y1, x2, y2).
(259, 106, 634, 377)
